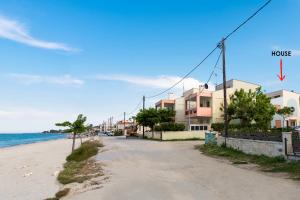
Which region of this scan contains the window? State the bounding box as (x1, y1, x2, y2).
(204, 126, 208, 130)
(191, 126, 195, 131)
(206, 101, 210, 107)
(272, 95, 281, 99)
(200, 126, 203, 130)
(200, 97, 211, 108)
(195, 126, 200, 130)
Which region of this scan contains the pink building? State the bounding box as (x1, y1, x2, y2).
(155, 99, 175, 110)
(184, 88, 212, 131)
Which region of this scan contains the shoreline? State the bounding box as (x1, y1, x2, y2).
(0, 138, 80, 200)
(0, 133, 67, 149)
(0, 136, 67, 150)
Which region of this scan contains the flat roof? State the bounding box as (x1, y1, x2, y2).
(266, 89, 300, 96)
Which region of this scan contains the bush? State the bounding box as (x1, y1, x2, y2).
(55, 188, 70, 199)
(113, 130, 123, 136)
(211, 122, 293, 134)
(154, 122, 185, 131)
(66, 140, 102, 162)
(58, 140, 104, 185)
(211, 123, 224, 132)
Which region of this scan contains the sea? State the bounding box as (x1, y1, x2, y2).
(0, 133, 66, 148)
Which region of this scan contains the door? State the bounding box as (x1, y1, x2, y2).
(275, 120, 281, 128)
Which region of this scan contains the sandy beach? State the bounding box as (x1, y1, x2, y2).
(0, 138, 79, 200)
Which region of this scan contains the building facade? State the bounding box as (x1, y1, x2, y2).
(154, 79, 300, 131)
(267, 90, 300, 128)
(212, 79, 260, 123)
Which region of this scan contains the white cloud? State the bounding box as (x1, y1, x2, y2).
(0, 16, 77, 51)
(94, 74, 214, 91)
(0, 107, 73, 132)
(0, 106, 102, 132)
(7, 73, 84, 86)
(291, 49, 300, 56)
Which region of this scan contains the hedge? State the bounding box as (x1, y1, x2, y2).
(154, 122, 185, 131)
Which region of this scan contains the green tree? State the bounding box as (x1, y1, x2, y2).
(56, 114, 89, 152)
(276, 106, 295, 128)
(253, 89, 276, 130)
(223, 88, 276, 130)
(136, 108, 160, 131)
(227, 89, 256, 126)
(157, 109, 176, 123)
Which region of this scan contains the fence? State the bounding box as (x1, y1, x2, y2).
(225, 132, 282, 142)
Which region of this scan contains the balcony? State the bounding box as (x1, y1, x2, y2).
(185, 107, 212, 117)
(185, 92, 212, 118)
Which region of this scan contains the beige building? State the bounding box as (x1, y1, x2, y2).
(267, 90, 300, 128)
(212, 79, 261, 123)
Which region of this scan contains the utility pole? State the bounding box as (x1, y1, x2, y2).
(123, 112, 126, 136)
(188, 94, 191, 131)
(219, 38, 228, 146)
(142, 95, 145, 138)
(111, 117, 114, 132)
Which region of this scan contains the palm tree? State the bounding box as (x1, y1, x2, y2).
(56, 114, 89, 152)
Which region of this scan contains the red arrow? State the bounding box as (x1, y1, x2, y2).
(277, 58, 286, 81)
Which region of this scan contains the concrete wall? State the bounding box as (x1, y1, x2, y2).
(144, 131, 162, 140)
(145, 131, 205, 140)
(162, 131, 205, 140)
(217, 136, 284, 157)
(175, 97, 186, 125)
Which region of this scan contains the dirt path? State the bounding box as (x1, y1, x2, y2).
(68, 137, 299, 200)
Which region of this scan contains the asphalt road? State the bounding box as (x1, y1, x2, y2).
(68, 136, 299, 200)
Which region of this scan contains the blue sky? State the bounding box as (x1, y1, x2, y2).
(0, 0, 299, 132)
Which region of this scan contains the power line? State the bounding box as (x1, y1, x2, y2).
(146, 46, 219, 99)
(127, 98, 143, 116)
(224, 0, 272, 41)
(199, 49, 223, 94)
(145, 0, 272, 99)
(110, 98, 143, 122)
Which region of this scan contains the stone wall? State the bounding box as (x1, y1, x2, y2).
(217, 136, 284, 157)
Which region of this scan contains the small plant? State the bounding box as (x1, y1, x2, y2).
(55, 188, 70, 199)
(45, 188, 70, 200)
(66, 140, 102, 162)
(57, 140, 104, 185)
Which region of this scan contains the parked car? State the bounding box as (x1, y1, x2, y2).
(105, 131, 114, 136)
(293, 126, 300, 134)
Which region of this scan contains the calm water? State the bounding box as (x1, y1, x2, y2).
(0, 133, 66, 148)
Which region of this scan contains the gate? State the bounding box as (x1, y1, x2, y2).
(292, 131, 300, 155)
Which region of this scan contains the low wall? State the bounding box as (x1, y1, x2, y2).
(145, 131, 205, 140)
(162, 131, 205, 140)
(217, 136, 284, 157)
(144, 131, 161, 140)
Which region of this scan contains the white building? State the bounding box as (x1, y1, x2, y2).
(267, 90, 300, 128)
